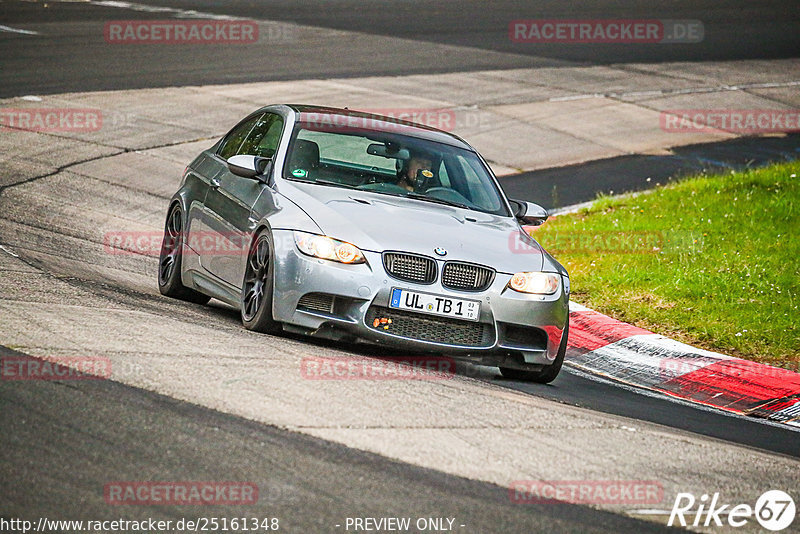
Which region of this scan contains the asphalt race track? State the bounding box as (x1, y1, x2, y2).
(1, 1, 799, 533)
(1, 0, 799, 96)
(0, 347, 670, 534)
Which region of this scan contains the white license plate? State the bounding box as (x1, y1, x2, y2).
(389, 288, 480, 321)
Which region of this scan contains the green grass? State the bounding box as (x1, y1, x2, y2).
(535, 161, 799, 367)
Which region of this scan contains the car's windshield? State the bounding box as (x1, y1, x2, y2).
(282, 121, 510, 216)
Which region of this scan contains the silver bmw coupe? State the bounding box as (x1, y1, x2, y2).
(159, 105, 570, 382)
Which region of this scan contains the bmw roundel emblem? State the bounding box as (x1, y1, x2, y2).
(434, 247, 447, 256)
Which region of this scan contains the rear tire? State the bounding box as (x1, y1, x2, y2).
(241, 229, 282, 334)
(499, 322, 569, 383)
(158, 203, 211, 305)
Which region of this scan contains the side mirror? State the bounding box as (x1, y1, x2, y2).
(510, 199, 548, 226)
(227, 155, 273, 182)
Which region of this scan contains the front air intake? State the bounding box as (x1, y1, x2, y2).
(382, 252, 437, 284)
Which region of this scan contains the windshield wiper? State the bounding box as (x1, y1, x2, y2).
(404, 192, 470, 210)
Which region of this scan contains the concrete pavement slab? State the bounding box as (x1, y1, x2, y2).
(489, 98, 731, 155)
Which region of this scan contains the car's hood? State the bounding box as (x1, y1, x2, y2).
(280, 181, 546, 273)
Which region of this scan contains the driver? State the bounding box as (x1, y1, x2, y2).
(397, 151, 434, 192)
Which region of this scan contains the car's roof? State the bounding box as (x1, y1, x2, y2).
(283, 104, 474, 150)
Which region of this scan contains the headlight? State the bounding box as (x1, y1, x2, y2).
(508, 272, 560, 294)
(293, 231, 365, 264)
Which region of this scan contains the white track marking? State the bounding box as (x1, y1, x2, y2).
(0, 25, 40, 35)
(568, 301, 592, 313)
(91, 0, 255, 21)
(0, 245, 20, 258)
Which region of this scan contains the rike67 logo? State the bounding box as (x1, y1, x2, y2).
(669, 490, 795, 531)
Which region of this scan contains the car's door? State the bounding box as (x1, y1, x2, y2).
(183, 153, 225, 251)
(185, 114, 261, 258)
(202, 112, 285, 287)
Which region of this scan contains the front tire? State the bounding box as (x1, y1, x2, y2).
(241, 229, 282, 334)
(158, 203, 210, 305)
(499, 322, 569, 383)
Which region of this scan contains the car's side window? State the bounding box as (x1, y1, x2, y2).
(217, 114, 263, 160)
(238, 113, 284, 158)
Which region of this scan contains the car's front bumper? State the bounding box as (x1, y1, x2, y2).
(271, 230, 569, 366)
